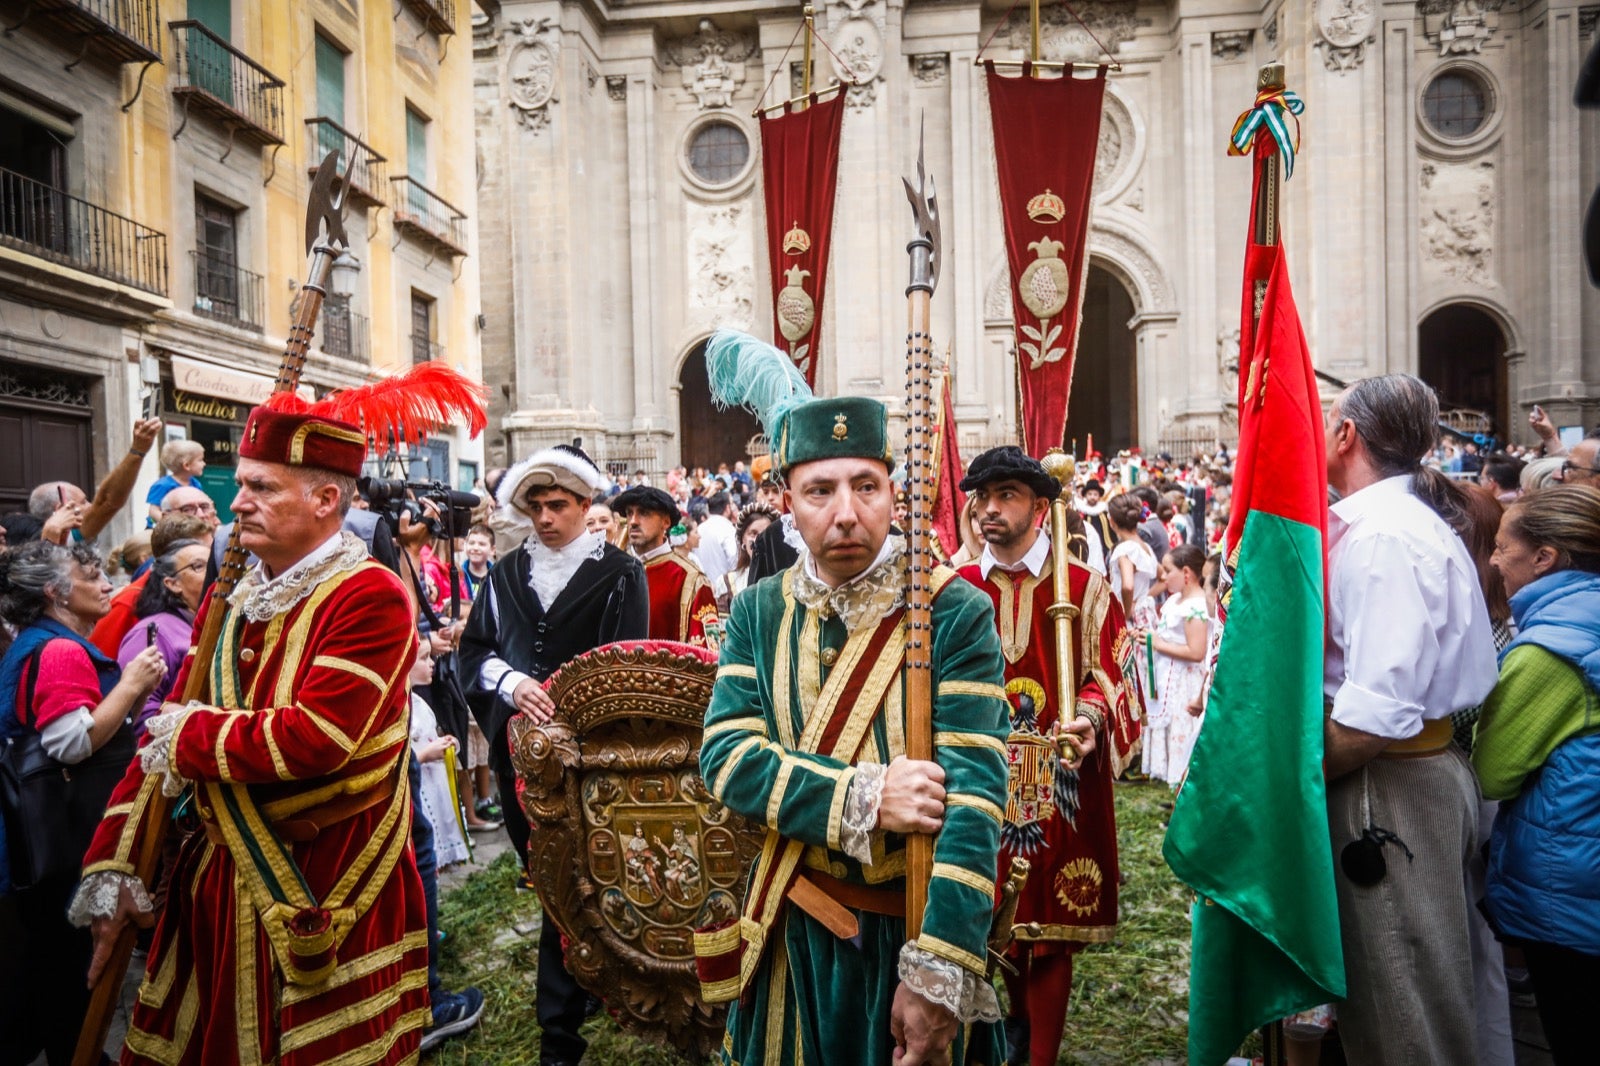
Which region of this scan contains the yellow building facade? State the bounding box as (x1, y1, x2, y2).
(0, 0, 484, 539)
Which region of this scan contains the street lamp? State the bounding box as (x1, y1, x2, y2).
(329, 251, 361, 298)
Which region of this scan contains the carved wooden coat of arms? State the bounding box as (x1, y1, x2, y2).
(508, 641, 763, 1057)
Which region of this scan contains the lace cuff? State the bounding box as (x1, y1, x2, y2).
(67, 871, 153, 928)
(897, 942, 1003, 1023)
(141, 702, 200, 797)
(840, 762, 885, 865)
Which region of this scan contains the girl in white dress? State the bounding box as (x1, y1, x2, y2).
(409, 639, 472, 868)
(1142, 545, 1210, 786)
(1107, 494, 1160, 745)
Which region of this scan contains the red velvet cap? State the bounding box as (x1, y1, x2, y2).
(239, 406, 367, 477)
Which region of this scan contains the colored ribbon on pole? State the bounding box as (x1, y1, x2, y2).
(1227, 88, 1305, 178)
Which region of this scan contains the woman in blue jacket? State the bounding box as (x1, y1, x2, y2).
(1476, 483, 1600, 1065)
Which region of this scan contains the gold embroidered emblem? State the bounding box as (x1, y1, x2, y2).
(1055, 857, 1103, 916)
(832, 413, 848, 441)
(1018, 237, 1071, 371)
(1026, 188, 1066, 224)
(777, 265, 815, 343)
(782, 221, 812, 256)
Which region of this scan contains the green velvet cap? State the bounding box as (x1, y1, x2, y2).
(775, 396, 895, 474)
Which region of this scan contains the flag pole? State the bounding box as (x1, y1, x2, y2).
(1250, 62, 1286, 335)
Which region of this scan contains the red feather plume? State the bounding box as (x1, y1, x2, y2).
(262, 363, 487, 448)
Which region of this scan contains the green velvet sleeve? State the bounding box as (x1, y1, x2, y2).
(917, 578, 1009, 979)
(700, 585, 858, 850)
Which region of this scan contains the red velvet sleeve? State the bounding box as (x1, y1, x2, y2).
(171, 566, 415, 784)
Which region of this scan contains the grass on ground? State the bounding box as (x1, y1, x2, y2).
(433, 782, 1203, 1065)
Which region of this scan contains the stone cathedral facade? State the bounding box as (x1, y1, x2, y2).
(471, 0, 1597, 476)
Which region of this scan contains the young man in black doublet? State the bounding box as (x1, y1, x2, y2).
(458, 444, 648, 1066)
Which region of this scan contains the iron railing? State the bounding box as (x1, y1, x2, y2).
(304, 118, 388, 207)
(170, 20, 286, 146)
(410, 333, 443, 366)
(0, 166, 168, 295)
(397, 0, 455, 37)
(23, 0, 162, 63)
(191, 249, 264, 331)
(321, 297, 370, 361)
(391, 176, 467, 257)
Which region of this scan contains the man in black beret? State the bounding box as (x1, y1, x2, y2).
(953, 445, 1139, 1066)
(612, 484, 719, 646)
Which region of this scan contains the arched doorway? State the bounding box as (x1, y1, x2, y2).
(677, 339, 761, 470)
(1064, 265, 1138, 455)
(1418, 304, 1508, 436)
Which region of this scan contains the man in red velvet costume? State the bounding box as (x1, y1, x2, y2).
(612, 485, 718, 646)
(956, 446, 1140, 1066)
(69, 405, 428, 1065)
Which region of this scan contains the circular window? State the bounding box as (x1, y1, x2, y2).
(1422, 71, 1490, 140)
(687, 121, 750, 186)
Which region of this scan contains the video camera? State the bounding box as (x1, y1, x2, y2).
(358, 477, 479, 541)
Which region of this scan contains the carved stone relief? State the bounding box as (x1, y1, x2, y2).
(984, 261, 1013, 324)
(665, 19, 757, 110)
(1420, 0, 1503, 56)
(607, 75, 627, 102)
(471, 10, 498, 58)
(508, 17, 559, 133)
(687, 201, 756, 332)
(913, 53, 950, 84)
(1005, 0, 1142, 64)
(1093, 91, 1135, 199)
(1314, 0, 1376, 72)
(1216, 327, 1241, 375)
(829, 0, 887, 111)
(1264, 12, 1280, 51)
(1212, 30, 1254, 61)
(1420, 159, 1495, 287)
(1583, 7, 1599, 39)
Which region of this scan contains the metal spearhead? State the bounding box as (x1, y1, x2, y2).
(902, 114, 941, 295)
(305, 150, 350, 257)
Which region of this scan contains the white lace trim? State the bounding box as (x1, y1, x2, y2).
(230, 532, 368, 623)
(524, 530, 605, 609)
(66, 871, 153, 928)
(840, 762, 885, 865)
(790, 537, 907, 633)
(898, 942, 1003, 1023)
(140, 701, 200, 797)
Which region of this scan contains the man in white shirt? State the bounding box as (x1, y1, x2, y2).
(694, 490, 739, 588)
(1323, 374, 1499, 1066)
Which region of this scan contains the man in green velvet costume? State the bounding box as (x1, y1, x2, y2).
(699, 377, 1010, 1066)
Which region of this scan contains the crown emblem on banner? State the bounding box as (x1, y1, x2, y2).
(783, 222, 812, 255)
(1026, 189, 1066, 224)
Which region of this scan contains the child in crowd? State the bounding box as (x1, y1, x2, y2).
(144, 440, 206, 527)
(410, 638, 471, 867)
(1141, 545, 1209, 787)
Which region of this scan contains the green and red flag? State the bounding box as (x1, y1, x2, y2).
(1162, 86, 1345, 1066)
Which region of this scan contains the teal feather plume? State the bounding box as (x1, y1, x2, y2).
(705, 329, 812, 432)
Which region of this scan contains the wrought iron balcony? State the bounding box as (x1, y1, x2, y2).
(191, 249, 264, 332)
(8, 0, 162, 65)
(170, 20, 286, 147)
(391, 176, 467, 259)
(0, 166, 168, 295)
(305, 119, 388, 208)
(321, 297, 370, 362)
(410, 333, 443, 366)
(397, 0, 454, 38)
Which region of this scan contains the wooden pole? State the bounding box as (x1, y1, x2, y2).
(1251, 61, 1286, 338)
(72, 155, 349, 1066)
(902, 122, 941, 938)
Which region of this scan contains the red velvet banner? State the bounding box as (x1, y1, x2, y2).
(986, 63, 1106, 457)
(759, 92, 846, 388)
(931, 372, 966, 560)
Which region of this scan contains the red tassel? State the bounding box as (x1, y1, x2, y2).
(296, 363, 488, 448)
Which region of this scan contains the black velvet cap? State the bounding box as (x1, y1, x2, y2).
(612, 485, 681, 524)
(959, 445, 1061, 502)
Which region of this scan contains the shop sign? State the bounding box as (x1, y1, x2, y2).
(170, 355, 313, 407)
